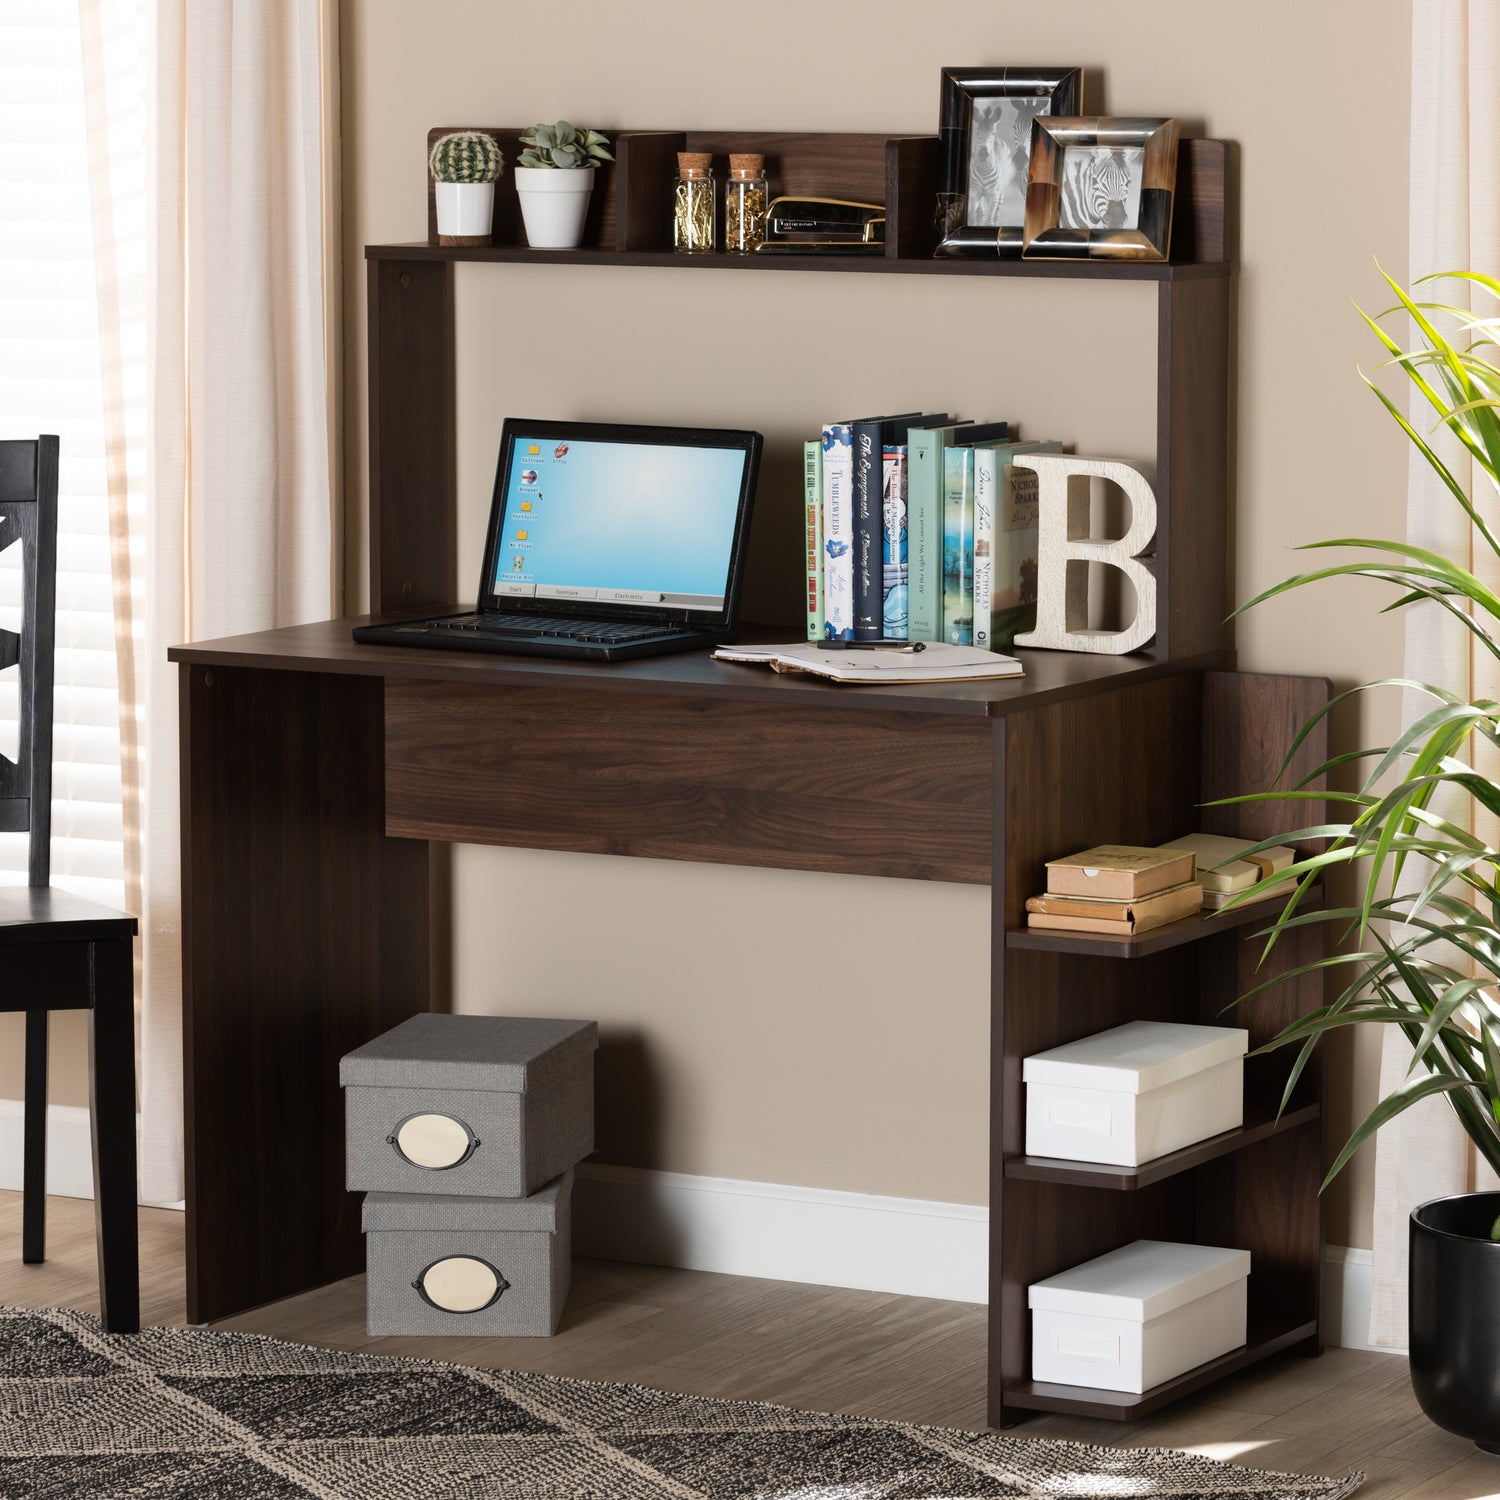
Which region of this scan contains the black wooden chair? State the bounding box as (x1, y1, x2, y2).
(1, 435, 139, 1333)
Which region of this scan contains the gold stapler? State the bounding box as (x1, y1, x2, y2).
(756, 197, 886, 255)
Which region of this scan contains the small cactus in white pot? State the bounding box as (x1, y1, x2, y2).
(429, 131, 504, 246)
(513, 121, 614, 250)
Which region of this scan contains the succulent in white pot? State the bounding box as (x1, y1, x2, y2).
(513, 121, 614, 250)
(429, 131, 505, 246)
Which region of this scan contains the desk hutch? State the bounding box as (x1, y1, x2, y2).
(170, 128, 1327, 1429)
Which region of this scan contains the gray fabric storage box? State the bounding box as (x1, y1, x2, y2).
(341, 1014, 597, 1198)
(363, 1171, 572, 1337)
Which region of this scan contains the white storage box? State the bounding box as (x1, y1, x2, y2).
(1029, 1240, 1250, 1392)
(1023, 1020, 1247, 1166)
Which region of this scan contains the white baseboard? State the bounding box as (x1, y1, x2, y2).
(576, 1162, 1381, 1350)
(0, 1100, 96, 1199)
(573, 1163, 990, 1304)
(0, 1112, 1382, 1347)
(1324, 1244, 1377, 1352)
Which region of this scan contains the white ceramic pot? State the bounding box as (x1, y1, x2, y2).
(435, 181, 495, 243)
(514, 165, 595, 249)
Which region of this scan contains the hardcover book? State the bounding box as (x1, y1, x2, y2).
(804, 439, 824, 641)
(821, 422, 855, 640)
(1025, 880, 1204, 935)
(881, 445, 909, 639)
(906, 420, 1004, 642)
(1159, 833, 1297, 894)
(942, 446, 975, 645)
(852, 412, 936, 639)
(974, 440, 1060, 651)
(1045, 845, 1198, 901)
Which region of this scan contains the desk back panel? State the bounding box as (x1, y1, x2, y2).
(384, 680, 994, 884)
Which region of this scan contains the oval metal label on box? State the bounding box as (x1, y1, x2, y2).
(415, 1255, 510, 1313)
(390, 1112, 478, 1170)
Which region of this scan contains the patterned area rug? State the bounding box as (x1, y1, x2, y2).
(0, 1307, 1363, 1499)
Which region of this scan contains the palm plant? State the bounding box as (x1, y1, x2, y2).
(1231, 269, 1500, 1206)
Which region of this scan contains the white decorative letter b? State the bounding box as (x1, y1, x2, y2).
(1011, 454, 1158, 655)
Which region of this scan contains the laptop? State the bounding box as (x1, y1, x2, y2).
(353, 418, 764, 662)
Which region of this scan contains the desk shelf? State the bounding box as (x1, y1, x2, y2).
(1003, 1101, 1322, 1191)
(1005, 885, 1326, 958)
(1002, 1316, 1319, 1422)
(366, 240, 1228, 284)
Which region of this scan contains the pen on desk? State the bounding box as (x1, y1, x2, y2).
(817, 640, 926, 652)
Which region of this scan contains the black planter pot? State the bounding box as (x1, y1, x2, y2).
(1410, 1192, 1500, 1453)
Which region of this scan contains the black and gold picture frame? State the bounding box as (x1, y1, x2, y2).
(935, 66, 1084, 259)
(1022, 116, 1180, 262)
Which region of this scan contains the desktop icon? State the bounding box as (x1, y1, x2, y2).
(521, 468, 539, 485)
(553, 443, 569, 458)
(511, 555, 524, 572)
(527, 444, 540, 456)
(516, 529, 528, 541)
(520, 500, 532, 512)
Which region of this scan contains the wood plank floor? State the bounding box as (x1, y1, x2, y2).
(2, 1191, 1495, 1498)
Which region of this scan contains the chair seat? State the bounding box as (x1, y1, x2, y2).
(0, 885, 138, 943)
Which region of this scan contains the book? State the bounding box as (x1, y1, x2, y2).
(1045, 845, 1198, 901)
(973, 441, 1060, 651)
(881, 444, 909, 639)
(711, 640, 1024, 684)
(820, 422, 856, 640)
(942, 446, 975, 644)
(1025, 880, 1204, 935)
(906, 420, 1004, 642)
(804, 440, 824, 641)
(1159, 833, 1297, 894)
(1200, 879, 1298, 910)
(852, 412, 935, 639)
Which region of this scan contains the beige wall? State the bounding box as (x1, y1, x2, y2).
(341, 0, 1411, 1249)
(0, 1, 1409, 1248)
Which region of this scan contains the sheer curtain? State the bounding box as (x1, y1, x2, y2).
(79, 0, 339, 1205)
(1368, 0, 1500, 1348)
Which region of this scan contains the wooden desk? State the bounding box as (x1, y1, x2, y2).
(169, 620, 1325, 1426)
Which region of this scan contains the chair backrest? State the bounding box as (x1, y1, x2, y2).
(0, 436, 59, 887)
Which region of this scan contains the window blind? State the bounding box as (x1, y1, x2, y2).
(0, 2, 142, 907)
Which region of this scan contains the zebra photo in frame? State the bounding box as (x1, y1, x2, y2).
(934, 66, 1083, 259)
(1023, 117, 1180, 262)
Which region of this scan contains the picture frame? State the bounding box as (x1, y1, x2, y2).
(1022, 116, 1181, 262)
(934, 67, 1084, 259)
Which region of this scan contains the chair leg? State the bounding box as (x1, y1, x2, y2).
(88, 938, 139, 1334)
(22, 1008, 48, 1264)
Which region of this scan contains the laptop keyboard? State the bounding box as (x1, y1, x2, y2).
(435, 613, 682, 645)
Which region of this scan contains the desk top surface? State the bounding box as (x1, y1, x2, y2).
(168, 616, 1226, 720)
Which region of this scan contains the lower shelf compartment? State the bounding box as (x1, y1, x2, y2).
(1002, 1317, 1319, 1421)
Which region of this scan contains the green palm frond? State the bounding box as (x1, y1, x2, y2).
(1231, 269, 1500, 1191)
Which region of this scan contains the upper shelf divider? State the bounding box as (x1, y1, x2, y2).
(381, 126, 1228, 280)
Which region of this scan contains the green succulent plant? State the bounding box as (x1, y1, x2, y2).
(428, 131, 505, 184)
(517, 121, 613, 170)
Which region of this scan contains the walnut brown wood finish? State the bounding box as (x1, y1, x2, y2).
(384, 680, 993, 883)
(367, 259, 451, 614)
(990, 671, 1329, 1426)
(178, 665, 429, 1323)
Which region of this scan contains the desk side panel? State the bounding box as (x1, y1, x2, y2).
(384, 680, 993, 883)
(180, 664, 430, 1323)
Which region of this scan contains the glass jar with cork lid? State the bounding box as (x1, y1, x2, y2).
(673, 152, 716, 254)
(724, 153, 768, 254)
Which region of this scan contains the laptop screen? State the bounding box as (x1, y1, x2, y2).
(480, 419, 762, 626)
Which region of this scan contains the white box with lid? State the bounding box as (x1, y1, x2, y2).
(1023, 1020, 1248, 1166)
(1029, 1239, 1251, 1392)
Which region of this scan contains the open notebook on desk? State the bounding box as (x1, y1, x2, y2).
(714, 640, 1023, 684)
